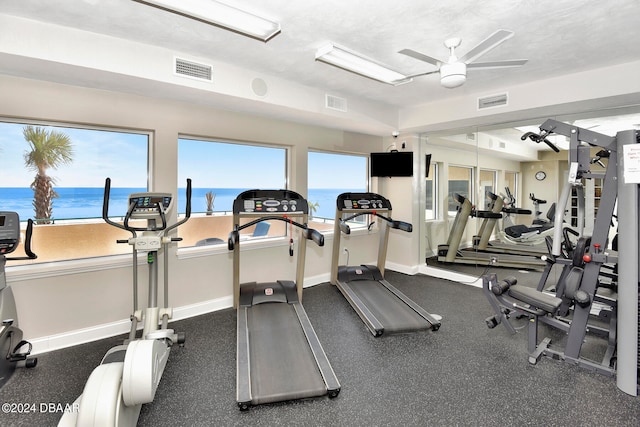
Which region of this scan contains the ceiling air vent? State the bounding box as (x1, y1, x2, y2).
(174, 57, 213, 82)
(325, 94, 347, 112)
(477, 93, 508, 110)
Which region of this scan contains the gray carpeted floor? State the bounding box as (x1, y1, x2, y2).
(1, 271, 638, 426)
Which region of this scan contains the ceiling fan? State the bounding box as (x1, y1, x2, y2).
(399, 29, 528, 88)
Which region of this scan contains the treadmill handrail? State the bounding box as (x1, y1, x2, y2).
(227, 216, 324, 250)
(338, 211, 412, 233)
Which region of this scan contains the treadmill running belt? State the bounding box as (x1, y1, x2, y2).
(348, 280, 432, 333)
(246, 303, 327, 404)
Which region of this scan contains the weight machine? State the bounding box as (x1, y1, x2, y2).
(484, 119, 639, 396)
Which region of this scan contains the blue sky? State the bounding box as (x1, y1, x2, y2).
(177, 139, 286, 188)
(308, 151, 367, 189)
(0, 122, 147, 187)
(0, 121, 368, 189)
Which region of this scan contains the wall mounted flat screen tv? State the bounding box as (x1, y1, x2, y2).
(370, 151, 413, 177)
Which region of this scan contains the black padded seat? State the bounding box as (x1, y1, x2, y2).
(508, 285, 562, 314)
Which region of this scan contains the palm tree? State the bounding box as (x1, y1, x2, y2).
(22, 126, 73, 223)
(308, 200, 319, 220)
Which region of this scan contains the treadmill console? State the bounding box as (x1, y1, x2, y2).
(0, 212, 20, 255)
(128, 193, 173, 220)
(233, 190, 308, 215)
(336, 193, 391, 211)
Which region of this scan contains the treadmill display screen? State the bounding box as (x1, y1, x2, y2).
(343, 198, 386, 210)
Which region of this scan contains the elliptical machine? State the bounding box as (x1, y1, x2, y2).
(59, 178, 191, 426)
(0, 213, 37, 388)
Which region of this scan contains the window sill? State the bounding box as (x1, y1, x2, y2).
(5, 225, 379, 280)
(6, 253, 136, 282)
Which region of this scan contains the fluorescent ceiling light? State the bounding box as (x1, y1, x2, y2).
(135, 0, 281, 42)
(315, 43, 412, 85)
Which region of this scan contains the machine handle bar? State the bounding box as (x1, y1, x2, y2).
(391, 220, 413, 232)
(521, 131, 560, 153)
(227, 216, 324, 249)
(6, 219, 38, 261)
(165, 178, 192, 235)
(303, 228, 325, 246)
(103, 177, 192, 235)
(123, 198, 168, 232)
(102, 177, 130, 234)
(339, 211, 412, 233)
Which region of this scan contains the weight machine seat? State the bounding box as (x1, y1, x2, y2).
(507, 266, 587, 315)
(508, 286, 562, 314)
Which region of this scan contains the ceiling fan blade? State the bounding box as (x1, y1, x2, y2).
(458, 29, 514, 64)
(405, 69, 440, 79)
(398, 48, 442, 67)
(467, 59, 528, 69)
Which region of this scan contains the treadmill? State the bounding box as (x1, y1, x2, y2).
(330, 192, 441, 336)
(473, 192, 551, 257)
(228, 189, 340, 410)
(438, 193, 547, 270)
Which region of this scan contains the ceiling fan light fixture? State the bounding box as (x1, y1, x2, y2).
(440, 62, 466, 88)
(315, 43, 412, 85)
(133, 0, 281, 42)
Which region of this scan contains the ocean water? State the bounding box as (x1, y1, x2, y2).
(0, 187, 362, 221)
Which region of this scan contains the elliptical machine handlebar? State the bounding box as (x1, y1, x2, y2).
(102, 177, 192, 236)
(164, 178, 191, 236)
(102, 177, 128, 233)
(5, 218, 38, 261)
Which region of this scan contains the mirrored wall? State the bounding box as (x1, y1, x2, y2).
(420, 106, 640, 286)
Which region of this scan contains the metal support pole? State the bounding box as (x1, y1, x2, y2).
(616, 129, 639, 396)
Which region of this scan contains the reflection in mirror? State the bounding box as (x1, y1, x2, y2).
(421, 108, 640, 292)
(425, 160, 437, 220)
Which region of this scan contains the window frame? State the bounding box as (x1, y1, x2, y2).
(447, 164, 475, 216)
(176, 136, 289, 248)
(425, 161, 438, 221)
(479, 168, 498, 210)
(307, 149, 369, 223)
(0, 116, 152, 264)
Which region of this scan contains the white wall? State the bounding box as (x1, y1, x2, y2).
(1, 75, 382, 352)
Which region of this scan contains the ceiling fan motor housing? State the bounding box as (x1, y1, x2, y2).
(440, 62, 467, 88)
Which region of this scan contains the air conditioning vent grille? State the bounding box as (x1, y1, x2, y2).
(325, 94, 347, 112)
(175, 57, 212, 81)
(478, 93, 508, 110)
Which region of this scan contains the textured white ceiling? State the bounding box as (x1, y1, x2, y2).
(1, 0, 640, 133)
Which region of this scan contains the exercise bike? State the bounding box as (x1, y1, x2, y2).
(0, 212, 38, 388)
(59, 178, 191, 426)
(500, 191, 557, 246)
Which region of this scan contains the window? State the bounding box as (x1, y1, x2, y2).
(0, 120, 149, 263)
(307, 151, 368, 221)
(447, 165, 473, 215)
(479, 169, 497, 209)
(177, 138, 287, 246)
(425, 161, 438, 220)
(504, 171, 518, 207)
